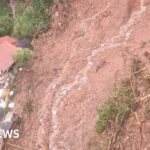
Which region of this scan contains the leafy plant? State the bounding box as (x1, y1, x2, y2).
(0, 1, 14, 35)
(0, 0, 53, 38)
(12, 0, 53, 38)
(96, 80, 134, 133)
(0, 16, 13, 36)
(13, 48, 33, 68)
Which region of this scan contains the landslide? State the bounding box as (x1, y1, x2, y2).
(5, 0, 150, 150)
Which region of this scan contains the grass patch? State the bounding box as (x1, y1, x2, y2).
(96, 57, 145, 133)
(94, 57, 150, 149)
(13, 48, 33, 68)
(96, 80, 135, 133)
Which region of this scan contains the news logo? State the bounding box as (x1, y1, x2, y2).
(0, 129, 19, 139)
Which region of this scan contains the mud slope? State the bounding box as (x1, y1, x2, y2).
(8, 0, 150, 149)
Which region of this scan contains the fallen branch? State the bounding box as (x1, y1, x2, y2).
(108, 129, 115, 150)
(108, 110, 127, 150)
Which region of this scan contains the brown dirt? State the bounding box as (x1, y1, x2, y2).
(5, 0, 150, 150)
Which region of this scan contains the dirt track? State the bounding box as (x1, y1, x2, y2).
(7, 0, 150, 149)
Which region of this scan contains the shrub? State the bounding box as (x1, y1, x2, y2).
(13, 48, 33, 68)
(13, 0, 53, 38)
(96, 80, 134, 133)
(31, 0, 53, 14)
(0, 16, 13, 36)
(0, 1, 9, 16)
(0, 0, 53, 38)
(13, 7, 37, 38)
(0, 1, 14, 36)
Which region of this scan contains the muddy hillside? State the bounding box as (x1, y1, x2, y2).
(6, 0, 150, 149)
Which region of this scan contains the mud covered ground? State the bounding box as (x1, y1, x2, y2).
(5, 0, 150, 149)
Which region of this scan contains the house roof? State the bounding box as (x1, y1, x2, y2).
(0, 41, 17, 72)
(0, 36, 16, 45)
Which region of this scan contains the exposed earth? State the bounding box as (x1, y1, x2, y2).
(4, 0, 150, 149)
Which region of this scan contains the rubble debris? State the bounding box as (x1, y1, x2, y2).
(0, 112, 14, 131)
(0, 71, 16, 149)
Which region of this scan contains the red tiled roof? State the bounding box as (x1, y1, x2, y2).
(0, 41, 17, 72)
(0, 36, 16, 45)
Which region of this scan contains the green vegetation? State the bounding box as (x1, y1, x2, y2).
(13, 0, 53, 38)
(96, 57, 146, 133)
(0, 0, 53, 38)
(13, 48, 33, 68)
(94, 57, 150, 148)
(96, 80, 134, 133)
(0, 1, 13, 35)
(13, 7, 37, 38)
(0, 16, 13, 36)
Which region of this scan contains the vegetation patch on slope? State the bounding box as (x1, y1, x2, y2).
(0, 1, 13, 36)
(13, 48, 33, 68)
(0, 0, 54, 38)
(96, 80, 134, 133)
(94, 56, 150, 149)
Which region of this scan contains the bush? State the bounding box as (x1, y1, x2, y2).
(0, 16, 13, 36)
(0, 1, 14, 36)
(0, 1, 9, 16)
(0, 0, 53, 38)
(13, 48, 33, 68)
(13, 8, 37, 38)
(96, 81, 134, 133)
(12, 0, 53, 38)
(31, 0, 53, 14)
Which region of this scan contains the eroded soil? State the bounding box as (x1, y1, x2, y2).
(5, 0, 150, 149)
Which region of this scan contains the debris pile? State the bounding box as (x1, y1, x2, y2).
(0, 72, 15, 148)
(0, 35, 32, 149)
